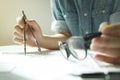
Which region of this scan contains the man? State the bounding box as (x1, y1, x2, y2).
(13, 0, 120, 64)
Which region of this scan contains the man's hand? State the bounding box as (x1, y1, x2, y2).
(90, 22, 120, 65)
(13, 17, 43, 47)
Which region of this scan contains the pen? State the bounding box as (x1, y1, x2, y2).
(80, 72, 106, 78)
(22, 10, 41, 54)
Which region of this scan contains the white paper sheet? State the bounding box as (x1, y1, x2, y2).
(0, 45, 120, 80)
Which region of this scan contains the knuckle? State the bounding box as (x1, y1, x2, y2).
(13, 37, 17, 42)
(14, 25, 19, 29)
(13, 31, 17, 35)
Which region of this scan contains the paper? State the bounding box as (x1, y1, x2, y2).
(0, 45, 120, 80)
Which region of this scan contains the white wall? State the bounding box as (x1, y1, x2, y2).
(0, 0, 53, 45)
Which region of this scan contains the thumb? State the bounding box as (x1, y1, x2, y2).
(99, 22, 120, 37)
(99, 22, 110, 32)
(26, 20, 41, 32)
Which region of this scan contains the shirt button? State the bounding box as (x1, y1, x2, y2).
(64, 15, 67, 18)
(84, 13, 88, 16)
(102, 10, 106, 13)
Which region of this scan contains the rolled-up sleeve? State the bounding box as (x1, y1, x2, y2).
(50, 0, 70, 33)
(51, 20, 70, 32)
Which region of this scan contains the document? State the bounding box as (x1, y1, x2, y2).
(0, 45, 120, 80)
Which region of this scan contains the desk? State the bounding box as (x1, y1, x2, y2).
(0, 45, 120, 80)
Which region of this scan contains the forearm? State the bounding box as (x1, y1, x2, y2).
(39, 34, 70, 50)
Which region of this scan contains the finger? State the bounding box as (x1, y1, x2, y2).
(26, 20, 41, 31)
(90, 37, 120, 56)
(13, 31, 23, 39)
(99, 22, 109, 32)
(13, 37, 23, 44)
(91, 36, 120, 48)
(92, 46, 120, 57)
(94, 54, 120, 65)
(14, 25, 24, 36)
(99, 22, 120, 37)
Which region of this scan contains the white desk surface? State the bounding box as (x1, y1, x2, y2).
(0, 45, 120, 80)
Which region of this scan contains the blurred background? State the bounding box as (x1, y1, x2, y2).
(0, 0, 53, 45)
